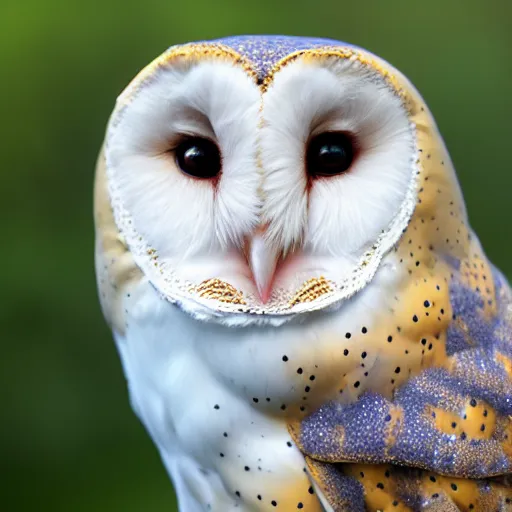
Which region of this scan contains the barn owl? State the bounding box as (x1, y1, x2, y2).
(94, 35, 512, 511)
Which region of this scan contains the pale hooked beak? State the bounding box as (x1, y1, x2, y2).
(247, 229, 279, 304)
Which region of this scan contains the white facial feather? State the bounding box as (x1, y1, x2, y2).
(260, 58, 415, 257)
(104, 54, 417, 319)
(106, 60, 261, 262)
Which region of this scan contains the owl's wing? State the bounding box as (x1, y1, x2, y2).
(290, 264, 512, 511)
(302, 458, 511, 512)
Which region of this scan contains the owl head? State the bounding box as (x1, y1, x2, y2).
(97, 36, 467, 325)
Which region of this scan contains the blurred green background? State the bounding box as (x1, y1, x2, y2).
(2, 0, 511, 510)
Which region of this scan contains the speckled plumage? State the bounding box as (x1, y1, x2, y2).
(210, 35, 350, 80)
(290, 265, 512, 510)
(94, 35, 512, 511)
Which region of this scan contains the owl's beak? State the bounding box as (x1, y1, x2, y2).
(247, 229, 279, 304)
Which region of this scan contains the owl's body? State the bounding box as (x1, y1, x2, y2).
(95, 36, 512, 511)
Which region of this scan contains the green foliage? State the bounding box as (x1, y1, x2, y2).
(2, 0, 510, 509)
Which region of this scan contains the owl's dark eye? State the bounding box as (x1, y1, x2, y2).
(306, 132, 354, 177)
(175, 137, 221, 179)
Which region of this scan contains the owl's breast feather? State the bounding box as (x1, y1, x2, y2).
(114, 250, 413, 510)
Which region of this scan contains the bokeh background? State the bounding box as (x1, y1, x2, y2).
(2, 0, 512, 510)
